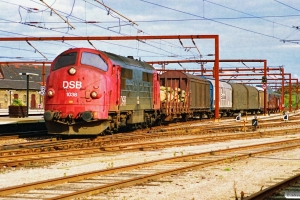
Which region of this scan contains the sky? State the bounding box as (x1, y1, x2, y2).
(0, 0, 299, 85)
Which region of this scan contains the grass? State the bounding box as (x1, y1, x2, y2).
(224, 167, 231, 171)
(106, 161, 114, 169)
(284, 93, 299, 109)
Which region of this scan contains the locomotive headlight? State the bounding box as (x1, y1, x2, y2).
(68, 67, 76, 75)
(90, 91, 98, 98)
(47, 89, 55, 97)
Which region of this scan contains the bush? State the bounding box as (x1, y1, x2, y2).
(11, 99, 25, 106)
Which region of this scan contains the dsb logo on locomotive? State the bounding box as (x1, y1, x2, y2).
(62, 81, 82, 89)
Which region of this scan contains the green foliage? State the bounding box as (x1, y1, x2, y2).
(11, 99, 25, 106)
(284, 93, 300, 109)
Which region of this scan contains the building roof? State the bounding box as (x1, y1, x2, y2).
(0, 64, 50, 90)
(0, 79, 42, 90)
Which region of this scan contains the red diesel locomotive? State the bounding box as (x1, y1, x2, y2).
(44, 48, 161, 135)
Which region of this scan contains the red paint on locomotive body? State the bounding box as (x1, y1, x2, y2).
(44, 47, 160, 135)
(44, 48, 123, 134)
(45, 48, 116, 119)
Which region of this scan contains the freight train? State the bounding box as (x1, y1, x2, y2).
(43, 48, 281, 135)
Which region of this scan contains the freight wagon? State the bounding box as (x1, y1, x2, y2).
(206, 79, 232, 117)
(229, 83, 261, 115)
(159, 71, 211, 121)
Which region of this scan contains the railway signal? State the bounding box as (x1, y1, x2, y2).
(236, 113, 241, 122)
(252, 115, 258, 130)
(252, 119, 258, 126)
(262, 76, 267, 83)
(283, 112, 288, 121)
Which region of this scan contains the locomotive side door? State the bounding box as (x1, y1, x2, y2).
(109, 65, 121, 111)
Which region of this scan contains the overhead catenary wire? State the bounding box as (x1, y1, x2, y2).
(41, 0, 197, 59)
(94, 0, 138, 26)
(0, 10, 180, 60)
(274, 0, 300, 12)
(0, 1, 298, 74)
(83, 0, 190, 57)
(40, 0, 75, 29)
(205, 0, 291, 28)
(26, 40, 48, 60)
(0, 0, 199, 61)
(140, 0, 300, 45)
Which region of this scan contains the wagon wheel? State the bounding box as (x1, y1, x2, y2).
(182, 114, 188, 122)
(142, 122, 148, 129)
(220, 112, 224, 118)
(155, 116, 162, 126)
(174, 117, 179, 123)
(129, 124, 137, 130)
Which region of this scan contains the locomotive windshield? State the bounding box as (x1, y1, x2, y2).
(52, 52, 77, 71)
(81, 52, 108, 71)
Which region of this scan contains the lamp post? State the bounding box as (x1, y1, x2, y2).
(19, 73, 39, 117)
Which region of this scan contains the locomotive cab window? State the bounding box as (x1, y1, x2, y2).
(53, 52, 77, 71)
(81, 52, 108, 71)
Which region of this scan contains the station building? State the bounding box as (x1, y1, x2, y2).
(0, 64, 50, 109)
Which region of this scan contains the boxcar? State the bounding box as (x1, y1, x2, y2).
(265, 87, 278, 112)
(274, 93, 282, 111)
(255, 86, 265, 113)
(229, 83, 260, 115)
(159, 71, 210, 121)
(206, 79, 232, 117)
(268, 93, 280, 112)
(229, 83, 247, 113)
(246, 85, 260, 114)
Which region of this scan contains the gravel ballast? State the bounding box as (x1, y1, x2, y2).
(0, 132, 300, 199)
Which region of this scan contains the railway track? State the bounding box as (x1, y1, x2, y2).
(244, 173, 300, 199)
(0, 130, 49, 141)
(0, 112, 298, 199)
(0, 112, 295, 143)
(1, 124, 300, 168)
(0, 138, 300, 199)
(1, 115, 299, 154)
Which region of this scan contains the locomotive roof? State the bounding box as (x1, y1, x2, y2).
(101, 51, 155, 71)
